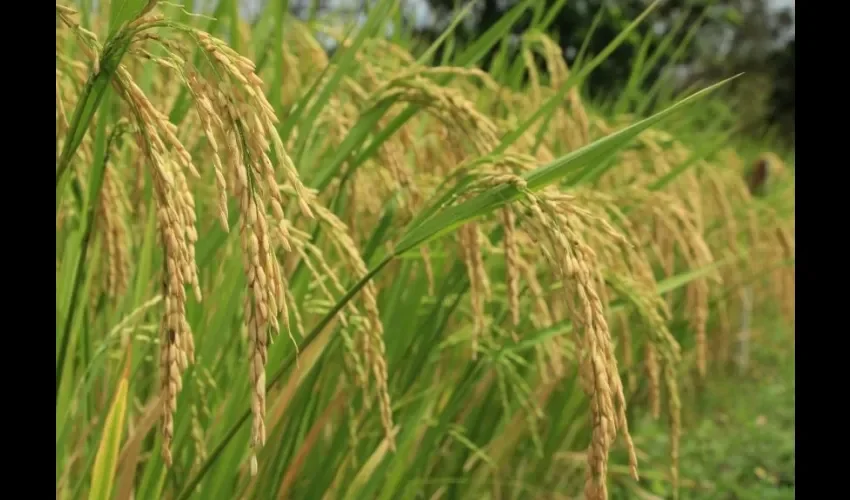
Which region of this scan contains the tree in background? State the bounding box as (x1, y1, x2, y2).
(767, 36, 794, 145)
(416, 0, 795, 147)
(679, 1, 794, 146)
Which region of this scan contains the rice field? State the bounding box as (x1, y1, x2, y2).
(55, 1, 795, 499)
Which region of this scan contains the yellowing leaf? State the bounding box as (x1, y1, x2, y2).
(88, 347, 132, 500)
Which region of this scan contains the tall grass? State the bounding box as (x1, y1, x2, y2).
(55, 1, 795, 499)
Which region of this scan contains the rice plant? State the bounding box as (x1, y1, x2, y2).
(55, 1, 795, 499)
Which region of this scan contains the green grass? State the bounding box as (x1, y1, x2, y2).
(622, 319, 795, 500)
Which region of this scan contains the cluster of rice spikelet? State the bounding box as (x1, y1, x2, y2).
(56, 3, 327, 470)
(56, 5, 795, 498)
(98, 135, 133, 299)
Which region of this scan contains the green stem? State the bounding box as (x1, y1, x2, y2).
(176, 255, 394, 499)
(56, 123, 125, 406)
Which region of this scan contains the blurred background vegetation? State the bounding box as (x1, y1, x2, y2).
(423, 0, 794, 149)
(242, 0, 795, 151)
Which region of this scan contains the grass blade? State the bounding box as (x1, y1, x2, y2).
(396, 76, 739, 254)
(87, 346, 132, 500)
